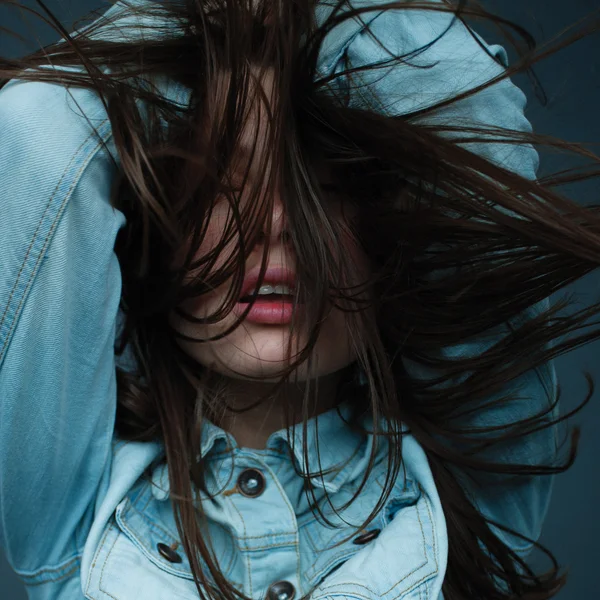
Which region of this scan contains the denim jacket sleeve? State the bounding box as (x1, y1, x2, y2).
(333, 0, 554, 561)
(331, 0, 540, 180)
(0, 77, 124, 580)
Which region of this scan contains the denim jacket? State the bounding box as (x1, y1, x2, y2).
(0, 1, 558, 599)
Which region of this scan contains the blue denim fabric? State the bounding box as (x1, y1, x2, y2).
(0, 1, 557, 599)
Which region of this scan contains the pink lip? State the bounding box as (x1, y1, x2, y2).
(235, 265, 300, 325)
(233, 299, 300, 325)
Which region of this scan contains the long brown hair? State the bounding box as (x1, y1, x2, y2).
(3, 1, 600, 598)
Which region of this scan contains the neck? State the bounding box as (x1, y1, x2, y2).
(209, 368, 349, 449)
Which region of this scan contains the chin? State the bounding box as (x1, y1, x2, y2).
(199, 336, 353, 382)
(206, 343, 306, 381)
(174, 310, 356, 382)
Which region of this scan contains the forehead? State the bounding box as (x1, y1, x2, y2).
(209, 66, 329, 184)
(233, 68, 277, 170)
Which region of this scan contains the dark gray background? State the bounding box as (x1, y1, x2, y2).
(1, 1, 599, 598)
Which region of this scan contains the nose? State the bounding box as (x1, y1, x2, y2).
(262, 193, 289, 243)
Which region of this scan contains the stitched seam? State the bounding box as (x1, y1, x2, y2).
(240, 540, 303, 552)
(18, 554, 81, 586)
(24, 563, 80, 587)
(228, 491, 252, 597)
(0, 129, 89, 334)
(140, 512, 178, 542)
(230, 462, 298, 543)
(140, 483, 154, 512)
(236, 529, 299, 541)
(308, 549, 359, 584)
(129, 497, 182, 542)
(98, 522, 121, 600)
(390, 494, 438, 599)
(15, 553, 80, 580)
(129, 488, 182, 549)
(293, 507, 301, 596)
(125, 494, 182, 556)
(386, 499, 428, 597)
(425, 492, 439, 582)
(304, 520, 363, 581)
(117, 504, 192, 579)
(0, 144, 99, 358)
(316, 499, 433, 599)
(125, 481, 239, 578)
(313, 592, 372, 600)
(204, 524, 236, 576)
(85, 519, 113, 600)
(121, 483, 241, 579)
(0, 131, 110, 364)
(231, 461, 295, 596)
(0, 121, 109, 361)
(304, 520, 360, 553)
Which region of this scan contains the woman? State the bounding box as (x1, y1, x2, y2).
(1, 1, 599, 599)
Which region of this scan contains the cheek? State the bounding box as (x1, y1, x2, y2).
(180, 205, 243, 312)
(197, 205, 239, 267)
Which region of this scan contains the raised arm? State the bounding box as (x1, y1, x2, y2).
(323, 0, 554, 559)
(0, 77, 124, 584)
(342, 0, 539, 179)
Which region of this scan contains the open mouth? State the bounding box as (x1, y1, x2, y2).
(239, 284, 295, 303)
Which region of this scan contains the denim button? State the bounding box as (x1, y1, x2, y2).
(156, 542, 182, 563)
(266, 580, 296, 600)
(237, 468, 266, 498)
(352, 528, 381, 545)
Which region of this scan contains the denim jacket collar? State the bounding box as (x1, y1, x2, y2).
(151, 401, 404, 500)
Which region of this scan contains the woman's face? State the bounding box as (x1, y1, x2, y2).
(170, 70, 370, 382)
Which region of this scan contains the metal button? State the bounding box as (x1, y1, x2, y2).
(237, 468, 266, 498)
(157, 542, 183, 563)
(266, 580, 296, 600)
(352, 528, 381, 545)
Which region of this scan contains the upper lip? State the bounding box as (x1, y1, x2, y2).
(239, 265, 296, 298)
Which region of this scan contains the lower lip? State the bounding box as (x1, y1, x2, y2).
(233, 299, 300, 324)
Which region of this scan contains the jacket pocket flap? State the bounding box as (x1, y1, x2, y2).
(115, 489, 195, 580)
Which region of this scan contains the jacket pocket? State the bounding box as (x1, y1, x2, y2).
(298, 470, 422, 591)
(309, 475, 441, 600)
(84, 511, 198, 600)
(299, 510, 387, 588)
(83, 482, 237, 600)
